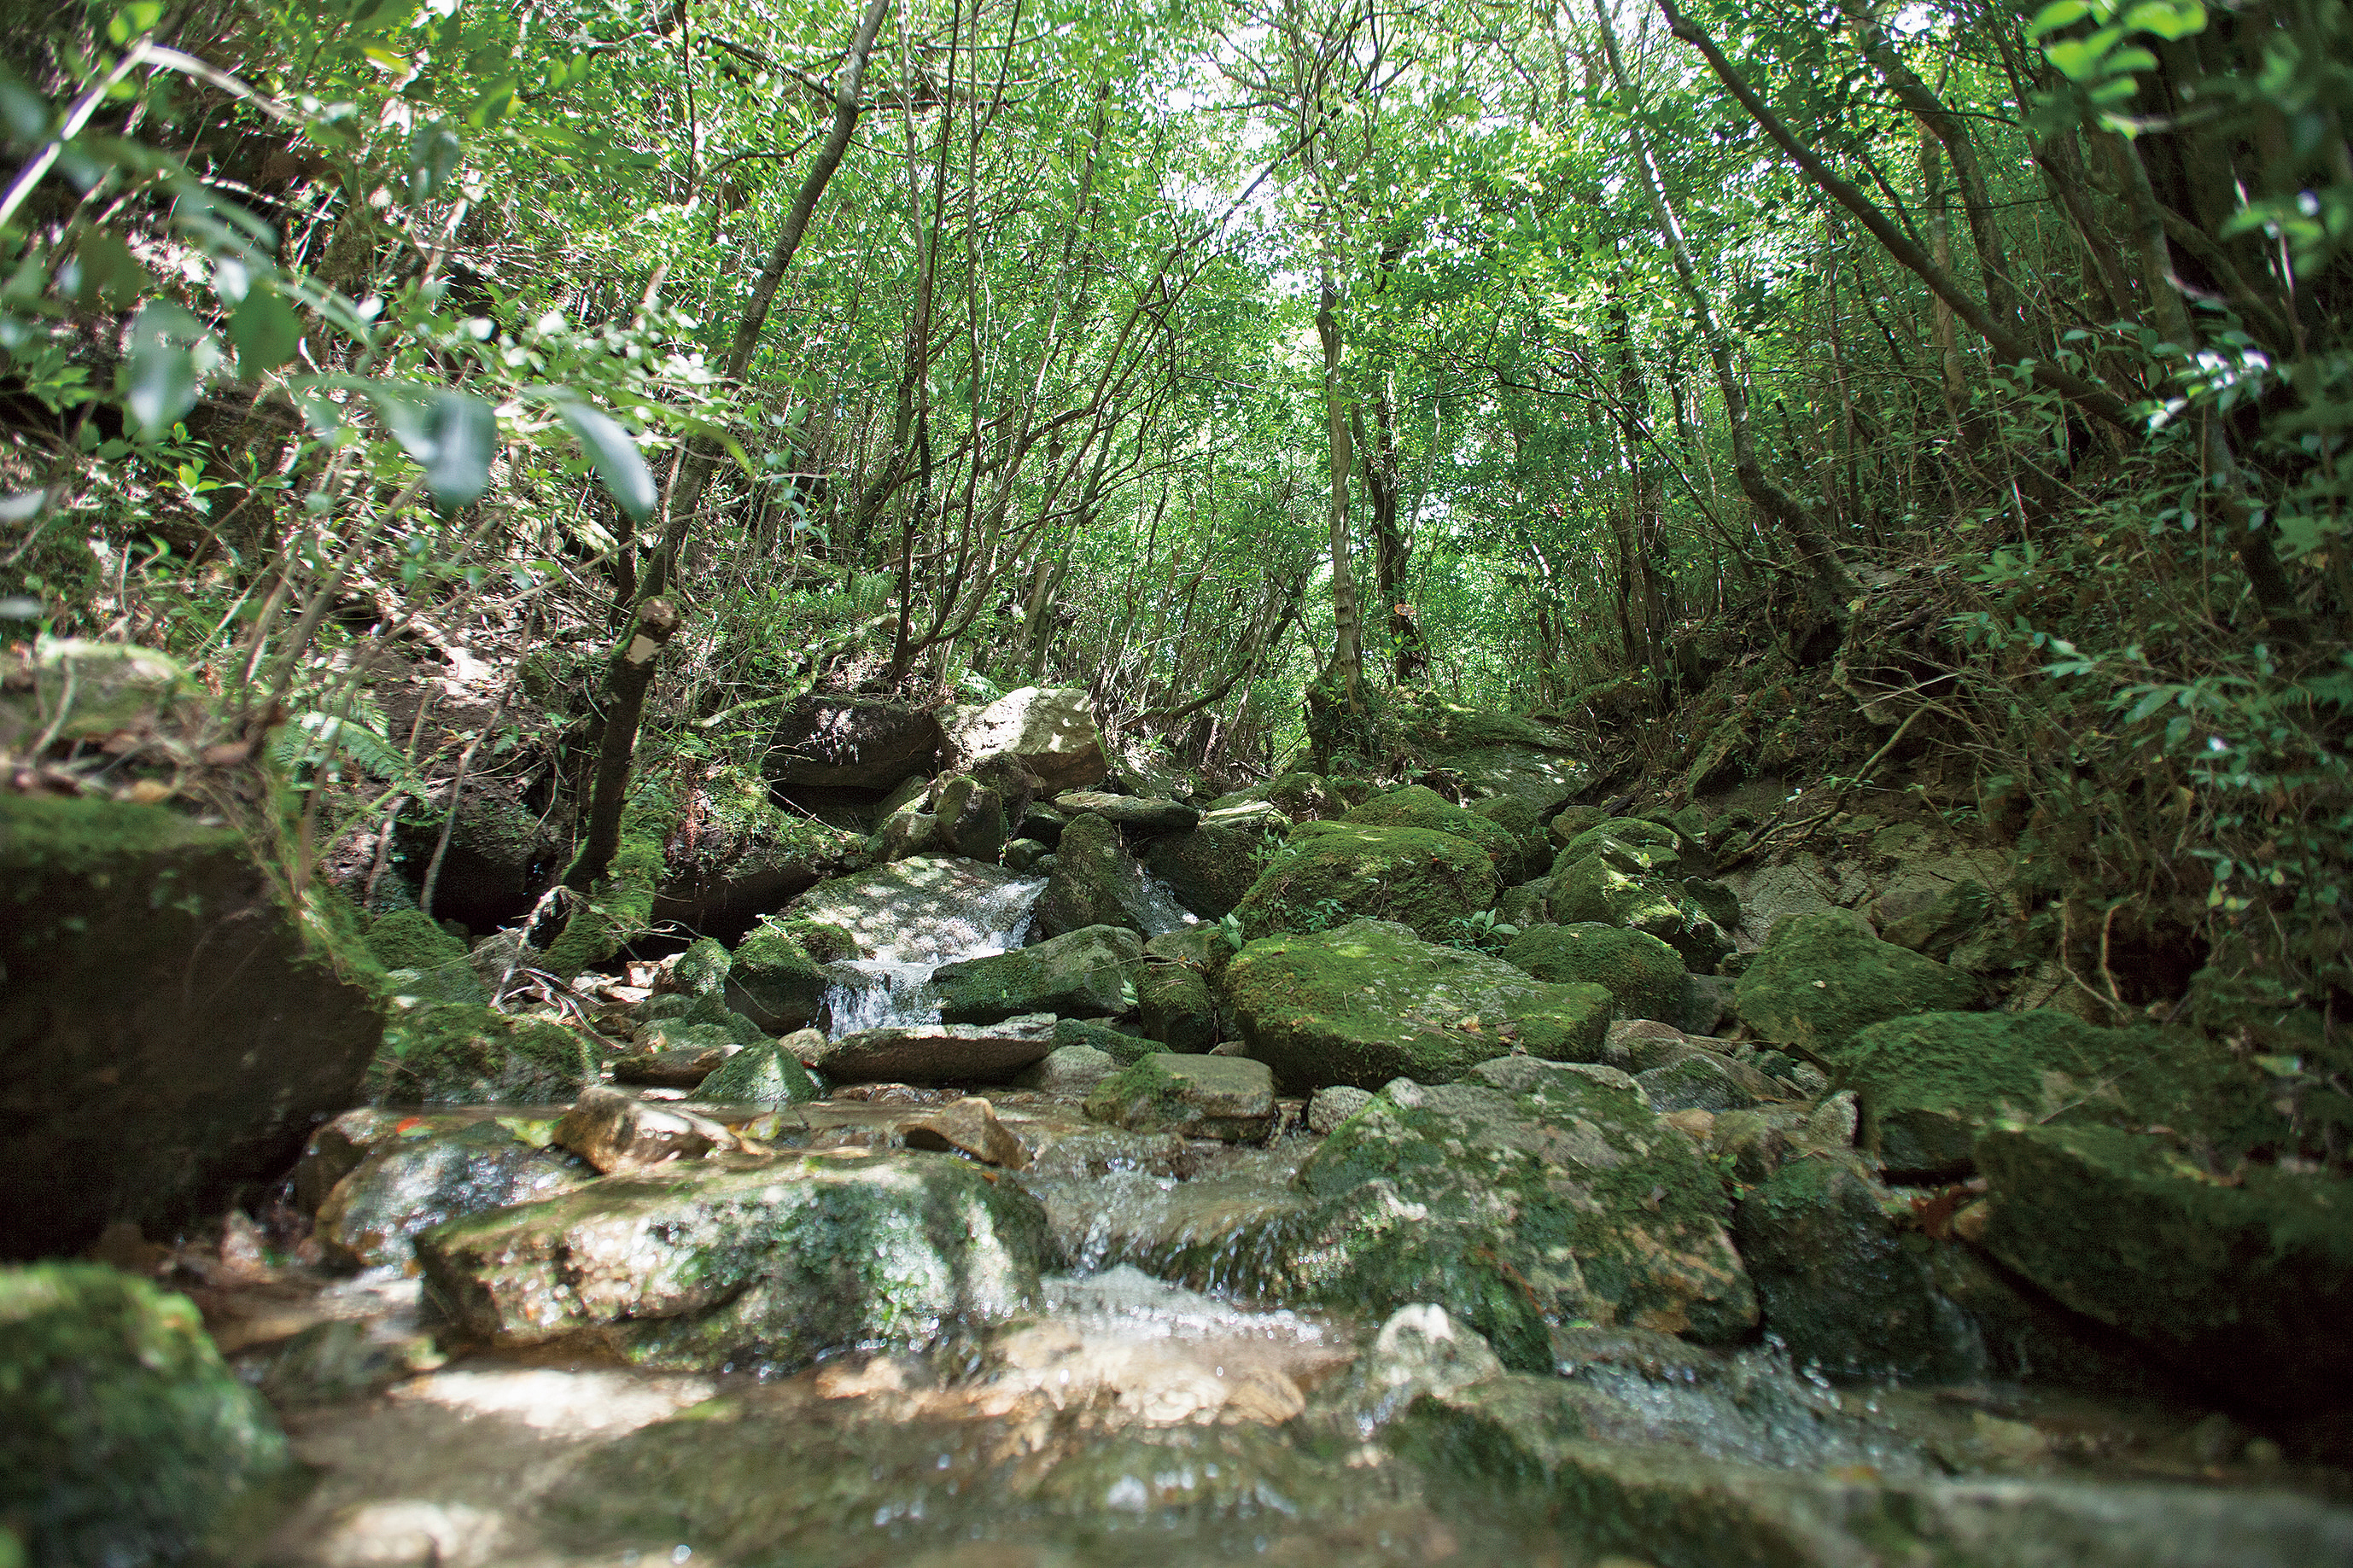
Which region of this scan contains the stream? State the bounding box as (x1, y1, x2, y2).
(213, 860, 2353, 1568)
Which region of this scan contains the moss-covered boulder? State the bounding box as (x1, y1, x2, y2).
(1032, 813, 1171, 938)
(1344, 784, 1525, 877)
(415, 1151, 1053, 1373)
(1232, 820, 1497, 943)
(0, 1264, 288, 1565)
(1469, 793, 1549, 881)
(664, 936, 732, 997)
(1083, 1053, 1276, 1141)
(1137, 959, 1218, 1051)
(1050, 1016, 1160, 1065)
(651, 767, 872, 937)
(541, 788, 680, 979)
(1257, 1059, 1754, 1367)
(767, 696, 945, 789)
(1734, 1152, 1978, 1383)
(726, 917, 835, 1031)
(1222, 919, 1614, 1091)
(371, 1003, 601, 1105)
(1503, 924, 1689, 1024)
(1547, 856, 1732, 973)
(315, 1116, 589, 1268)
(0, 794, 387, 1256)
(364, 909, 482, 993)
(942, 685, 1106, 792)
(1733, 912, 1982, 1058)
(1977, 1124, 2353, 1414)
(1828, 1010, 2278, 1178)
(1400, 697, 1589, 817)
(933, 924, 1144, 1024)
(1140, 801, 1289, 919)
(389, 784, 557, 931)
(787, 856, 1042, 961)
(1556, 817, 1686, 878)
(694, 1033, 823, 1108)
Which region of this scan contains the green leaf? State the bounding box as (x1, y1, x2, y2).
(2027, 0, 2094, 38)
(407, 118, 462, 202)
(73, 229, 146, 311)
(124, 300, 201, 438)
(229, 290, 301, 376)
(367, 385, 497, 510)
(552, 395, 656, 521)
(2045, 28, 2122, 79)
(2105, 45, 2161, 73)
(2122, 0, 2206, 38)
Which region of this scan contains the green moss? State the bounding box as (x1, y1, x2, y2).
(696, 1039, 820, 1107)
(366, 908, 476, 976)
(1344, 784, 1522, 872)
(0, 1264, 287, 1567)
(543, 788, 680, 979)
(1052, 1016, 1159, 1064)
(1233, 819, 1498, 943)
(669, 936, 732, 997)
(1503, 924, 1688, 1023)
(0, 794, 228, 893)
(1732, 912, 1982, 1058)
(781, 918, 857, 965)
(371, 1003, 599, 1105)
(1556, 818, 1684, 877)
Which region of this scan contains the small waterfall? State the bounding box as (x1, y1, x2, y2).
(820, 866, 1048, 1036)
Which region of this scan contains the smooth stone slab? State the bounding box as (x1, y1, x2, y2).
(805, 1013, 1058, 1084)
(1054, 790, 1202, 834)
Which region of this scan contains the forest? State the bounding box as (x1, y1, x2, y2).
(3, 0, 2352, 1563)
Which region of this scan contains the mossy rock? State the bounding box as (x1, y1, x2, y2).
(541, 789, 680, 978)
(1547, 856, 1732, 973)
(1732, 912, 1982, 1058)
(1344, 784, 1525, 877)
(0, 1264, 287, 1566)
(1051, 1017, 1160, 1065)
(1083, 1052, 1275, 1140)
(1232, 820, 1497, 943)
(1140, 801, 1290, 919)
(933, 924, 1143, 1024)
(667, 936, 731, 998)
(1502, 924, 1689, 1024)
(695, 1039, 822, 1108)
(1830, 1010, 2282, 1177)
(1556, 817, 1684, 878)
(372, 1004, 601, 1105)
(1222, 918, 1612, 1092)
(316, 1118, 590, 1268)
(726, 918, 832, 1032)
(1468, 793, 1549, 880)
(1136, 960, 1218, 1051)
(1031, 813, 1161, 938)
(1977, 1123, 2353, 1415)
(1233, 1059, 1754, 1368)
(365, 909, 478, 984)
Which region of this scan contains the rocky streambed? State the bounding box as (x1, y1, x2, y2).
(8, 695, 2353, 1567)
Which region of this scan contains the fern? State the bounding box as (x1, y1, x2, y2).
(272, 710, 423, 788)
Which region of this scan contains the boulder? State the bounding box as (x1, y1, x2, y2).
(1140, 801, 1289, 919)
(660, 936, 732, 997)
(1556, 817, 1687, 878)
(1343, 784, 1526, 877)
(415, 1150, 1053, 1372)
(1733, 911, 1983, 1058)
(1635, 1050, 1776, 1114)
(390, 782, 558, 931)
(554, 1085, 733, 1175)
(1224, 919, 1613, 1092)
(934, 924, 1142, 1024)
(694, 1031, 824, 1108)
(1084, 1053, 1276, 1141)
(1976, 1123, 2353, 1414)
(1003, 836, 1052, 872)
(1734, 1152, 1978, 1382)
(1232, 820, 1497, 943)
(1053, 790, 1200, 834)
(1874, 877, 1997, 962)
(1049, 1017, 1159, 1065)
(292, 1108, 408, 1214)
(316, 1116, 589, 1268)
(1547, 856, 1733, 973)
(1502, 924, 1689, 1023)
(651, 766, 867, 935)
(1031, 813, 1188, 938)
(0, 1264, 287, 1566)
(932, 774, 1009, 861)
(766, 696, 944, 789)
(726, 917, 841, 1031)
(787, 856, 1047, 962)
(0, 795, 387, 1257)
(1137, 960, 1219, 1052)
(1012, 1044, 1120, 1094)
(944, 686, 1107, 791)
(1247, 1059, 1754, 1368)
(1209, 771, 1342, 823)
(1400, 697, 1589, 817)
(806, 1014, 1058, 1084)
(1827, 1010, 2278, 1179)
(365, 910, 487, 1001)
(904, 1096, 1030, 1169)
(1305, 1084, 1373, 1134)
(610, 1043, 733, 1088)
(371, 1002, 601, 1105)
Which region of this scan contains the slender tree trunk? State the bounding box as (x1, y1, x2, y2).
(565, 597, 681, 889)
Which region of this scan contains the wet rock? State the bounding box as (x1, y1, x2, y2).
(932, 774, 1008, 861)
(1682, 972, 1736, 1035)
(1735, 1152, 1978, 1382)
(1635, 1051, 1775, 1114)
(1050, 1016, 1159, 1065)
(787, 856, 1044, 961)
(371, 1002, 602, 1105)
(1503, 923, 1690, 1023)
(934, 924, 1142, 1023)
(1874, 877, 1996, 961)
(905, 1096, 1031, 1169)
(1259, 1059, 1754, 1367)
(1233, 819, 1498, 943)
(554, 1085, 732, 1175)
(318, 1116, 589, 1268)
(1139, 802, 1290, 923)
(728, 914, 854, 1032)
(1318, 1303, 1508, 1432)
(1223, 918, 1613, 1092)
(1306, 1084, 1374, 1134)
(1012, 1044, 1119, 1094)
(767, 696, 944, 789)
(1138, 959, 1218, 1052)
(1002, 836, 1051, 871)
(1733, 911, 1983, 1058)
(1397, 1388, 2353, 1568)
(1976, 1123, 2353, 1414)
(1084, 1053, 1276, 1141)
(809, 1014, 1058, 1084)
(1053, 790, 1200, 834)
(652, 767, 869, 936)
(255, 1316, 439, 1407)
(1828, 1010, 2275, 1179)
(695, 1031, 825, 1108)
(1343, 784, 1526, 877)
(0, 794, 387, 1256)
(0, 1263, 288, 1567)
(1548, 856, 1732, 974)
(611, 1042, 734, 1088)
(944, 685, 1107, 792)
(292, 1107, 409, 1214)
(1032, 813, 1183, 938)
(416, 1150, 1052, 1371)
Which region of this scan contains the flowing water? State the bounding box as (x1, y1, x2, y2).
(227, 854, 2353, 1568)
